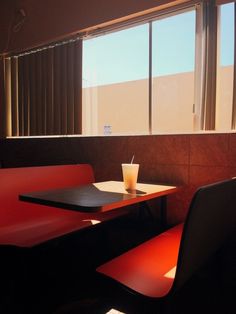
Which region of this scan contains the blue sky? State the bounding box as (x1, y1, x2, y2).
(83, 4, 234, 87)
(221, 3, 234, 66)
(83, 24, 149, 87)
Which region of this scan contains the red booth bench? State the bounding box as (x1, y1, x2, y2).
(0, 164, 124, 248)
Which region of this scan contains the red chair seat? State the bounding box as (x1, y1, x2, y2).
(97, 223, 183, 298)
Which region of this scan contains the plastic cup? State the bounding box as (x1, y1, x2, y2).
(122, 163, 139, 190)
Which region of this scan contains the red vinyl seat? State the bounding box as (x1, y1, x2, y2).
(97, 223, 183, 297)
(0, 164, 128, 247)
(97, 178, 236, 298)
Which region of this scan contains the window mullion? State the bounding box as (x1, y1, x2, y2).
(232, 3, 236, 129)
(149, 21, 153, 135)
(194, 3, 206, 131)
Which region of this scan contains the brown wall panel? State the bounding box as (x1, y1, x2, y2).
(137, 135, 189, 166)
(168, 187, 192, 225)
(0, 133, 235, 225)
(229, 133, 236, 167)
(189, 165, 231, 187)
(140, 164, 188, 185)
(190, 134, 229, 166)
(230, 167, 236, 178)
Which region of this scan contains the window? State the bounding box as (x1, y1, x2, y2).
(82, 8, 196, 135)
(216, 3, 235, 130)
(82, 25, 149, 135)
(152, 10, 196, 133)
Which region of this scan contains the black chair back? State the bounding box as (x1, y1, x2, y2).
(173, 178, 236, 291)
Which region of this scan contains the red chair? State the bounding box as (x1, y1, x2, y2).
(97, 178, 236, 303)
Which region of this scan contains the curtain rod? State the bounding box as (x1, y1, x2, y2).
(7, 35, 83, 59)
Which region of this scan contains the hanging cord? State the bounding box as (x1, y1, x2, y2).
(1, 8, 26, 56)
(12, 9, 26, 33)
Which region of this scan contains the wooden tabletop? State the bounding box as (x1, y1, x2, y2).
(19, 181, 179, 213)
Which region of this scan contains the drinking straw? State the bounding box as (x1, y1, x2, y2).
(131, 155, 134, 164)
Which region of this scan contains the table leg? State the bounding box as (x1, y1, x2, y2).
(138, 201, 153, 219)
(138, 197, 167, 230)
(160, 196, 167, 230)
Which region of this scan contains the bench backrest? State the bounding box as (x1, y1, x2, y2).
(173, 178, 236, 291)
(0, 164, 95, 226)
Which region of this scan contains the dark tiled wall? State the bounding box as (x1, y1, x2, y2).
(1, 133, 235, 225)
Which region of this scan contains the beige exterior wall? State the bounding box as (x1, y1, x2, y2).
(152, 72, 194, 133)
(216, 65, 234, 131)
(83, 79, 149, 135)
(82, 66, 233, 135)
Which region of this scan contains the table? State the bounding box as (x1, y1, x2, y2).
(19, 181, 179, 228)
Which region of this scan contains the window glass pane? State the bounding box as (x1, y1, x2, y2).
(82, 25, 149, 135)
(216, 3, 234, 130)
(152, 10, 196, 133)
